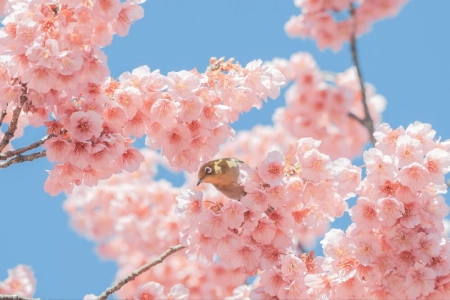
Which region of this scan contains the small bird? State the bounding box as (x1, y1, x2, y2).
(197, 157, 246, 200)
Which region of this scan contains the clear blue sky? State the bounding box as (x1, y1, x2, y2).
(1, 1, 450, 298)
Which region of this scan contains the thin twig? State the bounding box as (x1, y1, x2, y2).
(0, 296, 39, 300)
(0, 150, 46, 169)
(348, 3, 376, 145)
(0, 88, 28, 153)
(98, 244, 185, 300)
(0, 134, 54, 161)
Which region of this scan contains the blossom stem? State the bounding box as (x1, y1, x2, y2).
(98, 244, 185, 300)
(348, 3, 376, 145)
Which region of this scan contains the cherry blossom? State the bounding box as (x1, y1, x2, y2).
(285, 0, 409, 51)
(0, 265, 36, 298)
(268, 52, 386, 160)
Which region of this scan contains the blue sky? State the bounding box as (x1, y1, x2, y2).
(1, 1, 450, 298)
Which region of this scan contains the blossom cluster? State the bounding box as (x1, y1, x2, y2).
(43, 57, 283, 196)
(231, 122, 450, 299)
(314, 122, 450, 299)
(176, 138, 360, 278)
(64, 149, 247, 299)
(0, 265, 36, 298)
(270, 52, 385, 160)
(0, 1, 284, 195)
(212, 125, 330, 247)
(285, 0, 409, 51)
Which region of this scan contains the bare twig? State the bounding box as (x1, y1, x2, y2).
(0, 150, 46, 169)
(348, 3, 376, 145)
(98, 244, 185, 300)
(0, 134, 53, 161)
(0, 88, 28, 153)
(0, 296, 39, 300)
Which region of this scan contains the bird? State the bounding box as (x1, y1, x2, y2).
(197, 157, 247, 200)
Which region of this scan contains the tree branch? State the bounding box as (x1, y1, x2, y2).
(0, 296, 39, 300)
(98, 244, 185, 300)
(0, 88, 28, 153)
(0, 134, 53, 161)
(348, 3, 376, 145)
(0, 150, 46, 169)
(0, 109, 6, 128)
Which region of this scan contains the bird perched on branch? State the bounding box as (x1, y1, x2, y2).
(197, 157, 246, 200)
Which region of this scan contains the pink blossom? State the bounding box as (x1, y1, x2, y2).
(281, 254, 306, 281)
(406, 121, 436, 153)
(385, 226, 416, 252)
(258, 150, 286, 185)
(243, 59, 285, 101)
(66, 111, 103, 141)
(364, 148, 397, 185)
(398, 162, 431, 191)
(56, 50, 83, 75)
(350, 197, 380, 230)
(115, 87, 142, 119)
(217, 233, 242, 257)
(21, 66, 57, 93)
(252, 218, 276, 244)
(377, 197, 404, 226)
(177, 96, 204, 123)
(156, 124, 191, 158)
(198, 210, 228, 239)
(175, 189, 203, 221)
(94, 0, 122, 22)
(68, 141, 92, 169)
(352, 234, 381, 265)
(260, 269, 285, 296)
(113, 1, 145, 37)
(413, 232, 441, 265)
(44, 137, 71, 162)
(405, 262, 436, 298)
(425, 148, 450, 184)
(240, 189, 268, 211)
(227, 244, 261, 273)
(89, 143, 113, 169)
(113, 147, 144, 173)
(167, 284, 189, 300)
(0, 265, 36, 297)
(396, 135, 423, 168)
(134, 281, 166, 300)
(222, 200, 245, 229)
(299, 149, 331, 182)
(167, 70, 200, 99)
(332, 158, 361, 196)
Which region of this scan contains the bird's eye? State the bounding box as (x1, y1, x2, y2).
(205, 166, 212, 174)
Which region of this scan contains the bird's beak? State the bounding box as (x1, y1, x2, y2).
(197, 177, 204, 186)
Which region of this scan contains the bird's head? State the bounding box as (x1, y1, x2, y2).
(197, 160, 218, 186)
(197, 157, 243, 186)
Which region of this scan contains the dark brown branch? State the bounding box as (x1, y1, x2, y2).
(348, 3, 376, 145)
(0, 150, 46, 169)
(0, 109, 6, 128)
(0, 296, 39, 300)
(0, 134, 53, 161)
(98, 244, 185, 300)
(0, 88, 28, 153)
